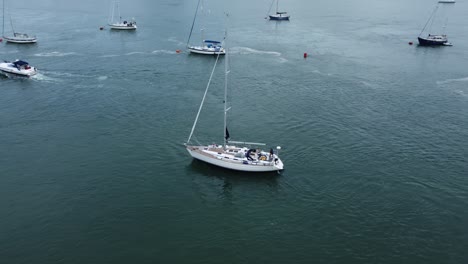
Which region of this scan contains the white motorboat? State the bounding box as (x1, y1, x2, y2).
(108, 1, 137, 30)
(0, 60, 37, 77)
(185, 32, 284, 172)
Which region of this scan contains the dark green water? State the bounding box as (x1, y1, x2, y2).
(1, 0, 467, 263)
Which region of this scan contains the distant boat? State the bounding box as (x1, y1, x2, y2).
(267, 0, 290, 21)
(2, 0, 37, 44)
(417, 2, 453, 46)
(108, 1, 137, 30)
(0, 60, 37, 77)
(186, 0, 225, 55)
(185, 31, 284, 172)
(438, 0, 455, 3)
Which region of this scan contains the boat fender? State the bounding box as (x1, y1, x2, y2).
(274, 158, 278, 165)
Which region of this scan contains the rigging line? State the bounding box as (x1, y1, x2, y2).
(186, 0, 202, 47)
(9, 15, 15, 34)
(186, 40, 224, 144)
(419, 4, 439, 37)
(265, 0, 275, 19)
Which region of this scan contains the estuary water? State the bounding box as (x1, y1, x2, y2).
(1, 0, 467, 263)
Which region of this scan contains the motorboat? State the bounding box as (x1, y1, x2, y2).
(0, 60, 37, 77)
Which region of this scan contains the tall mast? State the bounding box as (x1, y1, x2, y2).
(276, 0, 279, 13)
(2, 0, 5, 37)
(223, 30, 229, 149)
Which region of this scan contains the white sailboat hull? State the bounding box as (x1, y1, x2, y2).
(108, 23, 137, 30)
(188, 46, 226, 55)
(186, 145, 284, 172)
(3, 35, 37, 43)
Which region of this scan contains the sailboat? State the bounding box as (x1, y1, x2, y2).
(185, 32, 284, 172)
(267, 0, 290, 21)
(417, 2, 453, 46)
(108, 1, 137, 30)
(186, 0, 225, 55)
(2, 0, 37, 44)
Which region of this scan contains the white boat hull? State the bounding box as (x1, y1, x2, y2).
(0, 62, 37, 77)
(3, 35, 37, 44)
(108, 23, 137, 30)
(188, 46, 226, 55)
(186, 145, 283, 172)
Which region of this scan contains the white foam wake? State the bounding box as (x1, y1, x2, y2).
(230, 47, 281, 56)
(437, 77, 468, 85)
(151, 50, 177, 55)
(34, 52, 78, 57)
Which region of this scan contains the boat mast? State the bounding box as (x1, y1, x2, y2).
(276, 0, 279, 13)
(186, 0, 201, 47)
(223, 30, 229, 149)
(117, 2, 121, 23)
(2, 0, 5, 37)
(419, 4, 439, 37)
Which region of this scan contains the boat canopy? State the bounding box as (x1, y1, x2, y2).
(12, 60, 29, 66)
(204, 40, 221, 44)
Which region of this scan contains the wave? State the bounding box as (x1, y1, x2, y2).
(97, 76, 108, 81)
(230, 47, 281, 56)
(34, 52, 78, 57)
(167, 37, 185, 46)
(99, 54, 120, 58)
(437, 77, 468, 85)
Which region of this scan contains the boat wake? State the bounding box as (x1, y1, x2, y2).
(30, 72, 62, 83)
(230, 47, 281, 56)
(34, 51, 78, 57)
(151, 50, 177, 55)
(437, 77, 468, 85)
(125, 51, 146, 56)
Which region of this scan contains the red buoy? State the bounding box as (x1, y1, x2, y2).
(303, 52, 308, 58)
(176, 49, 182, 54)
(408, 41, 413, 45)
(0, 38, 2, 42)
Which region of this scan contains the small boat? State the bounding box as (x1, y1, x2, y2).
(438, 0, 455, 3)
(185, 32, 284, 172)
(2, 0, 37, 44)
(108, 1, 137, 30)
(186, 0, 225, 55)
(0, 60, 37, 77)
(267, 0, 290, 21)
